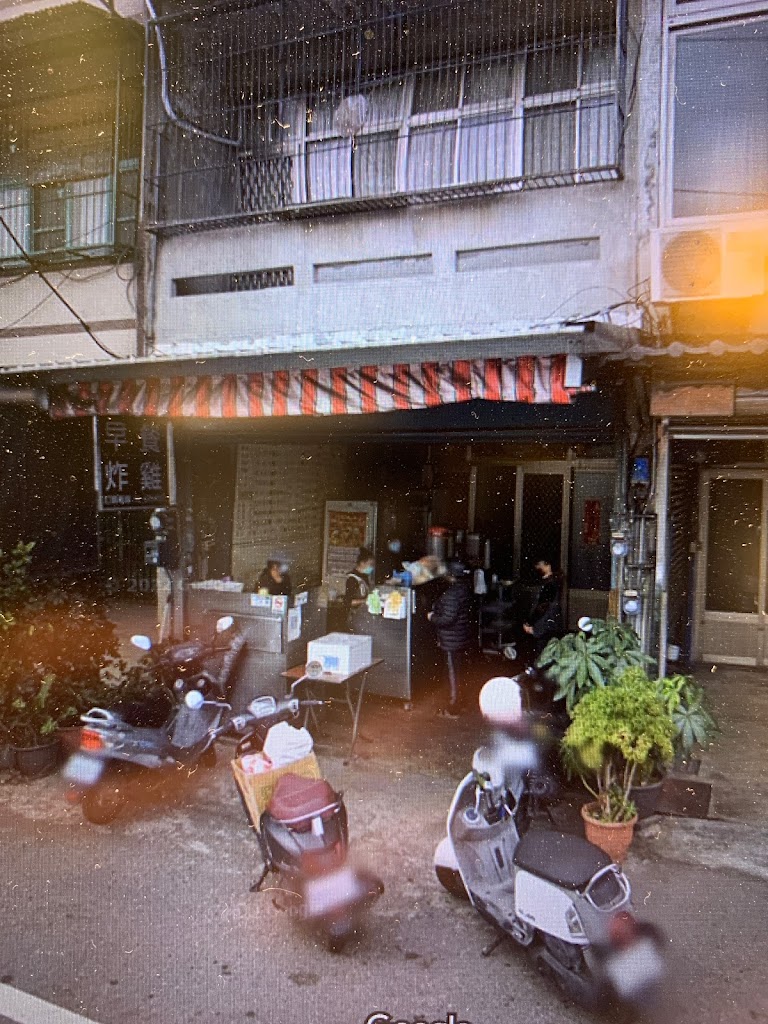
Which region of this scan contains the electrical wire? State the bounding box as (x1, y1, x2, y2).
(0, 214, 120, 359)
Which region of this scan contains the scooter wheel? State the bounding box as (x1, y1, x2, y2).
(326, 919, 352, 954)
(82, 776, 127, 825)
(434, 864, 469, 900)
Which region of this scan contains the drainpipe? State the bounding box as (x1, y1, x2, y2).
(0, 388, 49, 410)
(653, 419, 671, 676)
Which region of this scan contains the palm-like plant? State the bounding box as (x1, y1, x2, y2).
(537, 617, 650, 711)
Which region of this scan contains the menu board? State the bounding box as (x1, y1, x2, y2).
(323, 501, 377, 594)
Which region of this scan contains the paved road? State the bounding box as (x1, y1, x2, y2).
(1, 755, 767, 1024)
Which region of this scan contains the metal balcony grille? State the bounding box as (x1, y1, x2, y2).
(145, 0, 626, 232)
(0, 8, 143, 267)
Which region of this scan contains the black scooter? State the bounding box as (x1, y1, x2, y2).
(233, 664, 384, 952)
(64, 615, 245, 823)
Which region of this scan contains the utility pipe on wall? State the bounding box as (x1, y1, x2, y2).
(0, 388, 49, 410)
(653, 419, 671, 677)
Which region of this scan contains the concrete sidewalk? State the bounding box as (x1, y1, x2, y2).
(101, 599, 768, 881)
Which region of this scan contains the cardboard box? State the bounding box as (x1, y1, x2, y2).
(231, 752, 321, 825)
(307, 632, 373, 676)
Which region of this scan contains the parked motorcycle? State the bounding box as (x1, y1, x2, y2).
(434, 675, 666, 1015)
(233, 663, 384, 952)
(64, 615, 245, 824)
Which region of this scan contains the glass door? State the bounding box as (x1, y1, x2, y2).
(695, 471, 768, 665)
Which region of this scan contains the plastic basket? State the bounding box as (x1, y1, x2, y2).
(231, 752, 321, 826)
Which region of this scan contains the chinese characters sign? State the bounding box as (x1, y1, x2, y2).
(97, 417, 169, 510)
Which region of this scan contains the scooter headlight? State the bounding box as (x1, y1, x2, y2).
(566, 905, 586, 938)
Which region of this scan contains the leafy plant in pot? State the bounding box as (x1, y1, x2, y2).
(7, 674, 71, 776)
(655, 673, 718, 770)
(0, 541, 125, 767)
(537, 617, 650, 712)
(562, 675, 676, 862)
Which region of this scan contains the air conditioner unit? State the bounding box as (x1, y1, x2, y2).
(651, 220, 768, 303)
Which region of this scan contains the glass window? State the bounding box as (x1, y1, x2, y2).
(354, 132, 398, 196)
(524, 103, 577, 176)
(406, 123, 458, 191)
(705, 477, 762, 614)
(0, 185, 30, 260)
(671, 19, 768, 217)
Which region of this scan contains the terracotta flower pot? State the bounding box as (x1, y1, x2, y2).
(581, 801, 637, 864)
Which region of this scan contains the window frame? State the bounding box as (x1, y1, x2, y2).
(254, 40, 616, 209)
(522, 40, 618, 180)
(0, 163, 137, 268)
(661, 10, 768, 224)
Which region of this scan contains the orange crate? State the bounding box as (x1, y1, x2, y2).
(231, 752, 321, 826)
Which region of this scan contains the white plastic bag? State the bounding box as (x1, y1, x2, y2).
(263, 721, 314, 767)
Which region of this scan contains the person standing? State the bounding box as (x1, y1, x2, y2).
(343, 547, 375, 631)
(255, 558, 293, 597)
(428, 559, 474, 717)
(523, 557, 564, 656)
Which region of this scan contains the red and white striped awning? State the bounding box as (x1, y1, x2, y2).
(51, 356, 583, 419)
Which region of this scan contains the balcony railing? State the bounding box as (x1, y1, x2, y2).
(145, 0, 627, 231)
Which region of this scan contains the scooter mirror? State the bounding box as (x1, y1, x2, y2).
(215, 615, 235, 633)
(184, 690, 205, 710)
(305, 660, 324, 679)
(130, 634, 152, 651)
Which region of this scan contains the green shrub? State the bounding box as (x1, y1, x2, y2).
(562, 674, 676, 823)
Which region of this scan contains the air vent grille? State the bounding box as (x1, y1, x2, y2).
(174, 266, 294, 297)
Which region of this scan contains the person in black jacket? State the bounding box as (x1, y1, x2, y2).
(343, 547, 375, 631)
(523, 557, 564, 656)
(428, 559, 474, 717)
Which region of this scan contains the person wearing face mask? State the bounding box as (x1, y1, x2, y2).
(343, 547, 375, 631)
(522, 557, 564, 656)
(381, 536, 405, 580)
(255, 558, 293, 598)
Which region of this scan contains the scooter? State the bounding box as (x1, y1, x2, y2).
(64, 615, 245, 824)
(233, 663, 384, 952)
(434, 675, 666, 1015)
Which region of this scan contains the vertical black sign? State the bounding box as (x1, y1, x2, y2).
(96, 417, 169, 510)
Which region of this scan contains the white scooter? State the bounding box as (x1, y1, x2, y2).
(434, 676, 666, 1015)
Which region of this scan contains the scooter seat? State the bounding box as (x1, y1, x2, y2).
(513, 830, 612, 890)
(267, 773, 338, 825)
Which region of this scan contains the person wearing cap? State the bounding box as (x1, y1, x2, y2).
(255, 558, 293, 597)
(428, 559, 474, 717)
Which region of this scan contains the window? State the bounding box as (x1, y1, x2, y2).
(523, 41, 617, 177)
(669, 17, 768, 218)
(0, 8, 142, 267)
(148, 0, 624, 227)
(0, 164, 138, 265)
(241, 46, 613, 208)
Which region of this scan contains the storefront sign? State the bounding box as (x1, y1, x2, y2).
(650, 385, 734, 418)
(96, 417, 169, 510)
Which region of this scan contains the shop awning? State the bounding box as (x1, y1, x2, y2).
(51, 355, 585, 419)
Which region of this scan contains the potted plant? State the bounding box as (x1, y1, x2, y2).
(655, 673, 718, 769)
(7, 674, 69, 776)
(0, 541, 125, 767)
(537, 617, 650, 711)
(562, 674, 676, 862)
